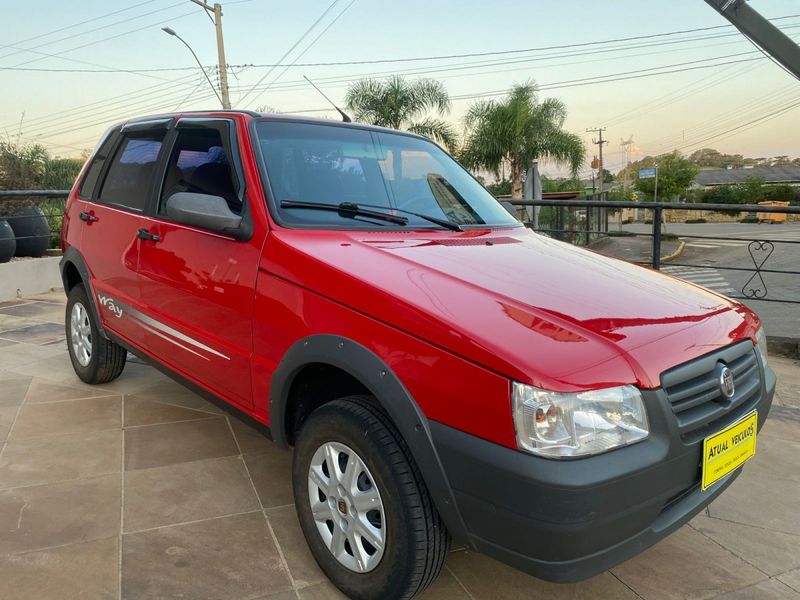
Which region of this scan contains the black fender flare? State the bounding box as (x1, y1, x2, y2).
(59, 246, 110, 340)
(269, 334, 471, 546)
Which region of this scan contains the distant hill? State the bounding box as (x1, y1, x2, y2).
(617, 148, 800, 180)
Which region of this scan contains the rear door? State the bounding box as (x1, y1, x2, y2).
(80, 120, 169, 348)
(136, 117, 257, 409)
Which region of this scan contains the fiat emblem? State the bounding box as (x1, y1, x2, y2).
(719, 366, 735, 399)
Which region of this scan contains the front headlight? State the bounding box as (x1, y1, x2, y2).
(755, 327, 768, 368)
(512, 383, 649, 459)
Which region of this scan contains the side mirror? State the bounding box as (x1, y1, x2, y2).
(165, 192, 244, 238)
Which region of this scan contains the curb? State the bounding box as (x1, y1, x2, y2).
(767, 336, 800, 360)
(661, 240, 686, 263)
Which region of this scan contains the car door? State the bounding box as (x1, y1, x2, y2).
(79, 120, 170, 348)
(136, 117, 256, 409)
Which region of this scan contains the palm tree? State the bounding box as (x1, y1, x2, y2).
(460, 82, 585, 198)
(345, 76, 458, 150)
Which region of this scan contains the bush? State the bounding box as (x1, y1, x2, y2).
(685, 218, 707, 224)
(740, 216, 759, 223)
(644, 219, 653, 224)
(486, 179, 512, 196)
(607, 230, 636, 237)
(662, 233, 679, 241)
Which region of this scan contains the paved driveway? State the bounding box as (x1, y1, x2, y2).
(0, 292, 799, 600)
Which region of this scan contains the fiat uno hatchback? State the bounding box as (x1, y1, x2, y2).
(60, 111, 775, 600)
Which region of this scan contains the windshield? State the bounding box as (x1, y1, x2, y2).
(254, 120, 518, 229)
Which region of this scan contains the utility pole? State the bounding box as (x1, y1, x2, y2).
(617, 136, 634, 229)
(586, 127, 608, 197)
(190, 0, 231, 109)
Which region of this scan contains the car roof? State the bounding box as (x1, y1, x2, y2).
(114, 109, 428, 141)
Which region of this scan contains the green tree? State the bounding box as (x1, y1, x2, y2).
(635, 151, 699, 201)
(0, 142, 83, 191)
(459, 82, 585, 198)
(485, 179, 512, 196)
(701, 185, 739, 205)
(42, 157, 83, 190)
(763, 183, 799, 203)
(733, 176, 764, 204)
(345, 76, 457, 150)
(0, 141, 48, 189)
(541, 175, 582, 193)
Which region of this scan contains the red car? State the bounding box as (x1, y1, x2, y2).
(60, 111, 774, 600)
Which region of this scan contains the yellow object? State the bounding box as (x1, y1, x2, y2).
(757, 200, 789, 223)
(702, 411, 757, 491)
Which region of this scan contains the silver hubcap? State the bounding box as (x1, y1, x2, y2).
(307, 441, 386, 573)
(70, 302, 92, 367)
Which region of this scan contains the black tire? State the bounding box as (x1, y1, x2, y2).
(65, 285, 126, 384)
(293, 396, 449, 600)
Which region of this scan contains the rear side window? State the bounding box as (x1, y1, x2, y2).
(78, 130, 118, 199)
(160, 126, 241, 215)
(97, 133, 165, 211)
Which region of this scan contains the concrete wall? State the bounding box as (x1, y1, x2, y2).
(0, 257, 62, 302)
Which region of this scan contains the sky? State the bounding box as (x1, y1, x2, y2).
(2, 0, 799, 178)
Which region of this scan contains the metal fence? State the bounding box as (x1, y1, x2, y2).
(0, 190, 69, 250)
(527, 193, 610, 246)
(508, 198, 800, 305)
(2, 191, 798, 306)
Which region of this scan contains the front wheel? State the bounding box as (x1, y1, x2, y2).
(293, 396, 449, 600)
(65, 285, 126, 384)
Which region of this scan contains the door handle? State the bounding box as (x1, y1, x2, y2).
(79, 211, 98, 222)
(137, 228, 161, 242)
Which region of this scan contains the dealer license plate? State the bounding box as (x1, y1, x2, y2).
(701, 411, 757, 491)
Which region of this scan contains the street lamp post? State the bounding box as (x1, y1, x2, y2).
(161, 26, 225, 108)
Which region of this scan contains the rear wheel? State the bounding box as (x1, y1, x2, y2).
(293, 396, 449, 600)
(65, 285, 126, 384)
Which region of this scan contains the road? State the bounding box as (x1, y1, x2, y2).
(620, 222, 800, 339)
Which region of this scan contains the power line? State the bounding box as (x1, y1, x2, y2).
(237, 0, 342, 107)
(631, 83, 800, 158)
(641, 72, 800, 150)
(0, 0, 163, 54)
(236, 13, 800, 68)
(14, 27, 796, 151)
(1, 25, 768, 75)
(3, 7, 201, 72)
(449, 54, 764, 101)
(27, 53, 769, 146)
(5, 20, 797, 78)
(246, 0, 356, 107)
(676, 98, 800, 152)
(0, 1, 186, 63)
(223, 42, 770, 99)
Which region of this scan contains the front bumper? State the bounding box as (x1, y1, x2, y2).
(431, 363, 775, 582)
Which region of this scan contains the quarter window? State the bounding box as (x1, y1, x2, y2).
(78, 129, 119, 200)
(97, 133, 165, 211)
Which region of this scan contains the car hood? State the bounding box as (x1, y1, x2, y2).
(263, 226, 758, 391)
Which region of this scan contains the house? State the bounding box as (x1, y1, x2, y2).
(695, 166, 800, 188)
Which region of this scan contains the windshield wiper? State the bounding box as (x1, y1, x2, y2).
(280, 200, 408, 226)
(280, 200, 464, 231)
(354, 202, 463, 232)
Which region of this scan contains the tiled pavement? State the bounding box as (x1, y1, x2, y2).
(0, 291, 799, 600)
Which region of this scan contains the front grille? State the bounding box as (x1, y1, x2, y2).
(661, 340, 762, 441)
